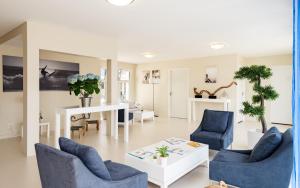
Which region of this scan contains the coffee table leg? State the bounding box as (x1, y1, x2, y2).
(161, 183, 168, 188)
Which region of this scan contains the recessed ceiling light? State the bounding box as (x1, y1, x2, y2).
(210, 42, 226, 50)
(106, 0, 135, 6)
(142, 52, 155, 58)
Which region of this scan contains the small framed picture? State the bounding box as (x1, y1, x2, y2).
(205, 66, 217, 83)
(142, 70, 151, 84)
(152, 70, 160, 84)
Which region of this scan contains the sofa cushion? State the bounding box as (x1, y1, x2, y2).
(249, 127, 282, 162)
(190, 131, 223, 150)
(104, 160, 141, 181)
(59, 137, 112, 180)
(201, 110, 229, 133)
(213, 149, 250, 163)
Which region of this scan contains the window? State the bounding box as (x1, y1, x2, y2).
(100, 68, 107, 104)
(118, 69, 130, 102)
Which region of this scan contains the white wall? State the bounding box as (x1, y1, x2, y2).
(136, 55, 240, 120)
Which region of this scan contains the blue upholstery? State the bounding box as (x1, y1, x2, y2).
(35, 143, 148, 188)
(210, 128, 293, 188)
(59, 137, 111, 180)
(104, 160, 142, 181)
(190, 110, 234, 150)
(249, 127, 282, 162)
(213, 149, 250, 163)
(118, 109, 134, 123)
(201, 110, 229, 133)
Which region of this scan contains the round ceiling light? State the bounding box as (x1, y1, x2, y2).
(106, 0, 135, 6)
(210, 42, 226, 50)
(142, 52, 155, 58)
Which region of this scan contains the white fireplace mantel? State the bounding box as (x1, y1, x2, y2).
(187, 98, 231, 122)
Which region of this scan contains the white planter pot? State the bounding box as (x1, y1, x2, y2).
(247, 129, 264, 149)
(159, 157, 168, 167)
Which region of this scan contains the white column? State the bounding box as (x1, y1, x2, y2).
(54, 111, 61, 148)
(64, 112, 71, 138)
(106, 60, 118, 137)
(22, 24, 40, 156)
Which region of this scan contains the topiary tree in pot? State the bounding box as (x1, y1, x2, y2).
(234, 65, 279, 133)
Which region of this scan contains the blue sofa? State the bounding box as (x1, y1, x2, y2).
(190, 110, 234, 150)
(210, 128, 293, 188)
(35, 143, 148, 188)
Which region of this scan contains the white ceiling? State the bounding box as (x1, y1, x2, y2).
(0, 0, 293, 63)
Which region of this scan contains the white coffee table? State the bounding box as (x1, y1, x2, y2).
(125, 138, 209, 188)
(134, 110, 154, 125)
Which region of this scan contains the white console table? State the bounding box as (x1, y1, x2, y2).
(55, 103, 129, 148)
(187, 98, 231, 122)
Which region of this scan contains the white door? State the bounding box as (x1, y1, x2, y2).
(270, 65, 292, 125)
(170, 69, 189, 118)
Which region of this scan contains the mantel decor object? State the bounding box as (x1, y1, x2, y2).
(194, 81, 237, 99)
(67, 73, 101, 121)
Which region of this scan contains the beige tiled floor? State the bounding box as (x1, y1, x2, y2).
(0, 117, 291, 188)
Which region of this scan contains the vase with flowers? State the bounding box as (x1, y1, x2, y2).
(67, 73, 101, 107)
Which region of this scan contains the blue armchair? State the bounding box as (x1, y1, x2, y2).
(190, 109, 234, 150)
(118, 109, 134, 124)
(209, 128, 293, 188)
(35, 143, 148, 188)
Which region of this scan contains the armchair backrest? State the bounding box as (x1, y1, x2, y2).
(261, 129, 293, 187)
(35, 143, 106, 188)
(200, 110, 234, 133)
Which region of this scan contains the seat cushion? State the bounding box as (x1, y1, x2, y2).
(249, 127, 282, 162)
(59, 137, 112, 180)
(201, 110, 229, 133)
(213, 149, 250, 163)
(191, 131, 223, 150)
(104, 160, 142, 181)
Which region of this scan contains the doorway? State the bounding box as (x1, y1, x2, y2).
(169, 69, 189, 118)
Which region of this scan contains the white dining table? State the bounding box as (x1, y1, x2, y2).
(54, 103, 129, 148)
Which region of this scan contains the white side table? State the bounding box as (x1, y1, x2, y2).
(20, 122, 50, 139)
(134, 110, 155, 126)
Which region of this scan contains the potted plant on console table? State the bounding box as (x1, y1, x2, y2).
(67, 73, 101, 107)
(156, 146, 169, 167)
(234, 65, 279, 148)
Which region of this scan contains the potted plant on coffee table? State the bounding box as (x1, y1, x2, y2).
(156, 146, 169, 167)
(234, 65, 279, 148)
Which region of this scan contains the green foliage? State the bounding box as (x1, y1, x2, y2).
(234, 65, 272, 83)
(234, 65, 279, 132)
(156, 146, 169, 158)
(68, 74, 101, 97)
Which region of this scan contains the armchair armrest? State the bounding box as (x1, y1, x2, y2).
(209, 160, 271, 187)
(74, 158, 148, 188)
(221, 122, 233, 148)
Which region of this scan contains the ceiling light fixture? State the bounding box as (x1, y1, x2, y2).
(142, 52, 155, 58)
(106, 0, 135, 6)
(210, 42, 226, 50)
